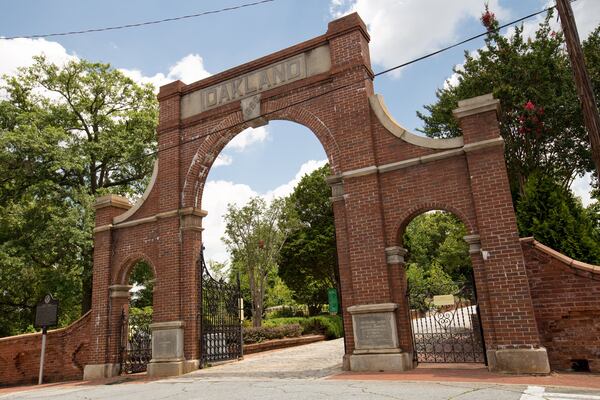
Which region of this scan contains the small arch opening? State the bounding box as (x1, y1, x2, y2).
(402, 210, 485, 365)
(120, 260, 154, 374)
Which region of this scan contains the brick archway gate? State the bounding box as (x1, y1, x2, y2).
(83, 13, 550, 379)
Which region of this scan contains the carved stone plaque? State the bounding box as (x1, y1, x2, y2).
(348, 303, 399, 351)
(354, 313, 394, 348)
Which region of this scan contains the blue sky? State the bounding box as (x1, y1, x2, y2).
(1, 0, 599, 262)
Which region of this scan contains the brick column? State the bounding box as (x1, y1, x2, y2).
(327, 175, 354, 369)
(84, 195, 132, 380)
(385, 246, 413, 359)
(463, 235, 496, 353)
(179, 208, 206, 370)
(454, 94, 550, 374)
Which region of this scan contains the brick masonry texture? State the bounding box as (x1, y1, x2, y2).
(0, 312, 90, 386)
(522, 239, 600, 372)
(1, 12, 598, 385)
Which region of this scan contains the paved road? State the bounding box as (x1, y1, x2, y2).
(2, 339, 600, 400)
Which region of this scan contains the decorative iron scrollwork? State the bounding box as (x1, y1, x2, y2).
(119, 309, 152, 374)
(408, 278, 486, 364)
(199, 246, 243, 367)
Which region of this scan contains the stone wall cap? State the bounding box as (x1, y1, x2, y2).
(453, 93, 500, 119)
(178, 207, 208, 217)
(325, 174, 343, 185)
(94, 195, 132, 210)
(347, 303, 398, 314)
(150, 321, 185, 330)
(108, 284, 133, 292)
(463, 234, 481, 244)
(521, 237, 600, 275)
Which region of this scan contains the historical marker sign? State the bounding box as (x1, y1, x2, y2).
(35, 294, 59, 329)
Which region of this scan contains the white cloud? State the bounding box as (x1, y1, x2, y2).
(330, 0, 509, 76)
(213, 154, 233, 168)
(571, 172, 595, 208)
(0, 37, 77, 79)
(202, 159, 328, 263)
(444, 0, 600, 91)
(120, 53, 211, 91)
(201, 180, 258, 264)
(213, 126, 270, 167)
(264, 159, 328, 201)
(508, 0, 600, 43)
(226, 126, 269, 152)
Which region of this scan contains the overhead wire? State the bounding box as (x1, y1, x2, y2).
(0, 1, 570, 164)
(135, 1, 566, 162)
(0, 0, 275, 40)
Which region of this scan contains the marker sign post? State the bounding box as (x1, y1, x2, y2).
(34, 294, 58, 385)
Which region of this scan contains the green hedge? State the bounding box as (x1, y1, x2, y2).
(262, 315, 343, 340)
(243, 324, 302, 344)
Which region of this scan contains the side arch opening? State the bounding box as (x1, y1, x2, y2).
(399, 209, 486, 365)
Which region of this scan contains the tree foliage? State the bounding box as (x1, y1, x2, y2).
(0, 56, 157, 336)
(517, 173, 600, 264)
(279, 164, 338, 316)
(223, 197, 294, 327)
(128, 261, 154, 309)
(418, 10, 595, 195)
(403, 211, 471, 282)
(403, 211, 471, 312)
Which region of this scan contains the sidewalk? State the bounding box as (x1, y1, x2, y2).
(0, 373, 155, 397)
(330, 364, 600, 391)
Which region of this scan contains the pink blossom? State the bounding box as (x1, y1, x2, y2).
(524, 101, 535, 111)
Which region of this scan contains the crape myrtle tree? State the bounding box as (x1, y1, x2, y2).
(0, 56, 157, 336)
(223, 197, 295, 327)
(418, 9, 595, 196)
(418, 8, 600, 264)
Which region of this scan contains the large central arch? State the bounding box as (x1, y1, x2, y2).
(84, 13, 551, 379)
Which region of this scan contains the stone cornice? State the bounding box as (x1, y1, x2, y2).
(452, 93, 501, 120)
(94, 195, 132, 211)
(92, 208, 208, 233)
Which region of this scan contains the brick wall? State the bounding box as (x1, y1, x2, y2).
(0, 312, 90, 386)
(522, 238, 600, 372)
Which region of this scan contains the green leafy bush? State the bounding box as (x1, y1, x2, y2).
(243, 323, 302, 344)
(262, 315, 343, 339)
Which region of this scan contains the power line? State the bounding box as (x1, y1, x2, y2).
(135, 1, 564, 163)
(5, 2, 564, 167)
(374, 1, 571, 77)
(0, 0, 275, 40)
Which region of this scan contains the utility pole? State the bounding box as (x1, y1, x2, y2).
(556, 0, 600, 179)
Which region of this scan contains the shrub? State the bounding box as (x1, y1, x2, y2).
(262, 315, 343, 339)
(243, 323, 302, 344)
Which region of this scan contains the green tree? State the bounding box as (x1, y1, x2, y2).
(406, 263, 458, 312)
(517, 173, 600, 264)
(0, 56, 157, 336)
(279, 164, 338, 316)
(223, 197, 293, 327)
(418, 9, 595, 196)
(128, 261, 154, 309)
(403, 211, 471, 282)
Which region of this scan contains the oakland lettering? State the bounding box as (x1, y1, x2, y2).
(199, 55, 306, 112)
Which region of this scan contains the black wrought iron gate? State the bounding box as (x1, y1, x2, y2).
(119, 309, 152, 373)
(408, 280, 486, 364)
(199, 246, 243, 367)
